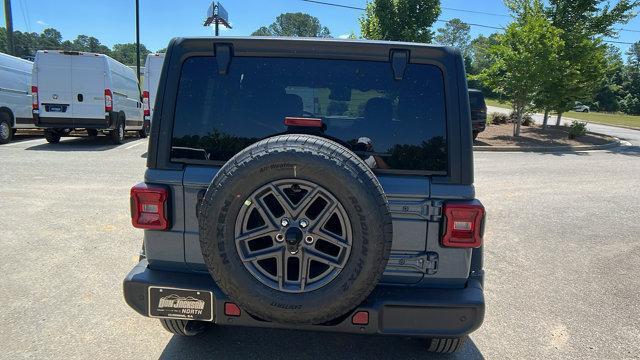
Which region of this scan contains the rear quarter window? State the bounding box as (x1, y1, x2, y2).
(171, 56, 448, 174)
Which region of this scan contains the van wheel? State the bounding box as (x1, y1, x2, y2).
(44, 130, 61, 144)
(111, 118, 125, 144)
(0, 117, 12, 144)
(138, 127, 148, 138)
(159, 319, 208, 337)
(472, 131, 479, 140)
(87, 129, 98, 138)
(426, 337, 466, 354)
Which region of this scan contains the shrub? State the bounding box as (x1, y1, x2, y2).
(521, 114, 534, 126)
(568, 120, 587, 139)
(490, 113, 510, 125)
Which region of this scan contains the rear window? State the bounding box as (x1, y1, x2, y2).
(468, 91, 486, 109)
(171, 56, 447, 173)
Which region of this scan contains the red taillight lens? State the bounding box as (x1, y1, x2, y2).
(284, 117, 323, 128)
(104, 89, 113, 112)
(352, 311, 369, 325)
(31, 86, 38, 110)
(224, 302, 241, 317)
(142, 91, 150, 116)
(442, 202, 485, 248)
(130, 183, 168, 230)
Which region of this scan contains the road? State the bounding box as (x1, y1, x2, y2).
(1, 131, 639, 359)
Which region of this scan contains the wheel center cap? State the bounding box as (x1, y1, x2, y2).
(284, 227, 303, 246)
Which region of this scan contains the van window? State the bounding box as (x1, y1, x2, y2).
(171, 56, 448, 173)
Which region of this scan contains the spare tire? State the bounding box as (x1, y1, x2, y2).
(199, 134, 393, 324)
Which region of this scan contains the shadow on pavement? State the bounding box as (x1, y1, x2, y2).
(1, 134, 42, 144)
(159, 326, 483, 360)
(605, 144, 640, 157)
(24, 135, 142, 152)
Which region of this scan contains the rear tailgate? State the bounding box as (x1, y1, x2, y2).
(35, 52, 73, 120)
(70, 55, 105, 121)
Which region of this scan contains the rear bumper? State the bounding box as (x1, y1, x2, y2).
(33, 112, 117, 130)
(123, 260, 485, 338)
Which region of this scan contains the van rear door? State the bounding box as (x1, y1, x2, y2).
(71, 55, 106, 125)
(36, 52, 73, 120)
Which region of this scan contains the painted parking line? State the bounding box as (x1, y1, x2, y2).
(3, 138, 47, 147)
(125, 140, 148, 150)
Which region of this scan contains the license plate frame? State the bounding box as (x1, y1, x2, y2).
(148, 286, 213, 321)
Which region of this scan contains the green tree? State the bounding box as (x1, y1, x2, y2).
(111, 43, 150, 66)
(620, 41, 640, 115)
(543, 0, 639, 123)
(359, 0, 441, 43)
(38, 28, 62, 50)
(475, 0, 564, 136)
(71, 35, 111, 54)
(251, 13, 331, 37)
(435, 18, 471, 56)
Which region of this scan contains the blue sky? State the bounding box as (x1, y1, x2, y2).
(2, 0, 638, 54)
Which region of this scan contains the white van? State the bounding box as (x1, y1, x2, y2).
(32, 50, 145, 144)
(0, 52, 33, 144)
(142, 53, 165, 122)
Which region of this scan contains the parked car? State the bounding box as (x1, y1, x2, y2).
(574, 102, 590, 113)
(0, 52, 34, 144)
(142, 53, 165, 126)
(468, 89, 487, 140)
(32, 50, 145, 144)
(123, 37, 486, 354)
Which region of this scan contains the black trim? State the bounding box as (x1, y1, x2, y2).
(15, 117, 32, 125)
(124, 260, 484, 337)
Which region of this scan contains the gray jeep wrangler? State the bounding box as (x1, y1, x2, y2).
(123, 37, 485, 354)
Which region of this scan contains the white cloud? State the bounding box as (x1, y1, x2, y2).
(36, 20, 48, 26)
(338, 33, 350, 39)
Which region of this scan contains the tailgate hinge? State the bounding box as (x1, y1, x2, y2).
(388, 252, 439, 274)
(424, 200, 443, 221)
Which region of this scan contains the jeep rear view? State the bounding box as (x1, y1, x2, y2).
(123, 37, 485, 354)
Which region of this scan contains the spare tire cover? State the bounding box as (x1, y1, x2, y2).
(199, 134, 393, 324)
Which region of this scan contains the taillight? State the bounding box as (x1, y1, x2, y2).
(130, 183, 169, 230)
(442, 202, 485, 248)
(142, 90, 150, 116)
(104, 89, 113, 112)
(31, 86, 38, 111)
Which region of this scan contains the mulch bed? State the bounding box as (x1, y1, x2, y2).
(475, 124, 611, 147)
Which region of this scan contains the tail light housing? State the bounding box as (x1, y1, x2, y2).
(130, 183, 169, 230)
(142, 90, 150, 116)
(31, 86, 38, 111)
(104, 89, 113, 112)
(442, 202, 485, 248)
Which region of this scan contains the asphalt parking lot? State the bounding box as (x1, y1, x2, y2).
(1, 131, 639, 359)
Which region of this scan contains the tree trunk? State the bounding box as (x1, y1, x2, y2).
(555, 112, 562, 126)
(514, 109, 522, 137)
(542, 109, 549, 129)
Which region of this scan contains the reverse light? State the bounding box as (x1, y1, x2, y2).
(104, 89, 113, 112)
(142, 90, 150, 116)
(31, 86, 38, 111)
(442, 202, 485, 248)
(130, 183, 168, 230)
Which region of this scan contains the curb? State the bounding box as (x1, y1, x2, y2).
(474, 135, 621, 152)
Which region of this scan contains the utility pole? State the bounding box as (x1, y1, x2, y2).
(215, 18, 219, 36)
(4, 0, 14, 55)
(135, 0, 141, 82)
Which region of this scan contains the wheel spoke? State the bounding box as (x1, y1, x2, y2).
(304, 247, 344, 269)
(235, 226, 277, 244)
(309, 202, 338, 232)
(290, 187, 322, 218)
(239, 243, 283, 262)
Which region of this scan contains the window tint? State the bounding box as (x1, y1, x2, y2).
(468, 91, 485, 109)
(171, 56, 447, 173)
